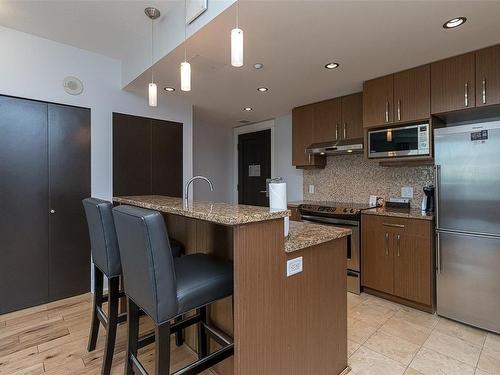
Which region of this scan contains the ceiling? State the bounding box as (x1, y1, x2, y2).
(127, 0, 500, 127)
(0, 0, 179, 60)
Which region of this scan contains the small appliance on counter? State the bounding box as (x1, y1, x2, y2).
(421, 185, 435, 212)
(385, 197, 410, 209)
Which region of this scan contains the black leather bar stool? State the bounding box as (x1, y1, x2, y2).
(113, 205, 234, 375)
(83, 198, 185, 375)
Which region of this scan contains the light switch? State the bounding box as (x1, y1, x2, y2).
(401, 186, 414, 198)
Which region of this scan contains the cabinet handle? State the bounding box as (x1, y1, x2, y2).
(385, 101, 389, 122)
(50, 209, 56, 214)
(464, 82, 469, 107)
(343, 123, 347, 139)
(482, 78, 487, 104)
(382, 223, 405, 228)
(397, 234, 401, 257)
(336, 123, 339, 140)
(308, 151, 311, 164)
(385, 232, 389, 256)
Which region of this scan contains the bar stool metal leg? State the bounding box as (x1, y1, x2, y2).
(102, 276, 120, 375)
(125, 298, 140, 375)
(197, 306, 208, 359)
(88, 264, 103, 352)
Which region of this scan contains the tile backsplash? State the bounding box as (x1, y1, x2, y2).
(303, 155, 434, 209)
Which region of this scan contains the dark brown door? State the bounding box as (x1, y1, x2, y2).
(394, 65, 430, 123)
(361, 215, 394, 294)
(476, 45, 500, 107)
(431, 52, 476, 114)
(341, 93, 363, 140)
(238, 130, 271, 206)
(48, 103, 91, 301)
(151, 119, 183, 197)
(312, 98, 341, 144)
(363, 74, 394, 128)
(0, 96, 49, 314)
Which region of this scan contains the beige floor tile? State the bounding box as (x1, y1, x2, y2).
(349, 346, 406, 375)
(347, 292, 366, 310)
(404, 368, 424, 375)
(349, 303, 397, 327)
(474, 369, 490, 375)
(477, 346, 500, 374)
(348, 340, 361, 357)
(348, 317, 379, 344)
(393, 307, 438, 330)
(409, 347, 475, 375)
(362, 294, 402, 312)
(424, 330, 482, 367)
(484, 332, 500, 354)
(364, 330, 420, 366)
(379, 316, 433, 346)
(434, 317, 487, 347)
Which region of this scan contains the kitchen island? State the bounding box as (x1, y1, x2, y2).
(114, 195, 350, 375)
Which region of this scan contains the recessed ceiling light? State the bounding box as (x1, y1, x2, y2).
(325, 62, 339, 69)
(443, 17, 467, 29)
(164, 87, 175, 92)
(243, 107, 253, 111)
(253, 63, 264, 69)
(257, 87, 269, 92)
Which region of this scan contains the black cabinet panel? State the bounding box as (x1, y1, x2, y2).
(48, 103, 91, 301)
(0, 96, 49, 314)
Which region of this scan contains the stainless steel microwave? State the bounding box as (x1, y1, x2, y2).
(367, 123, 430, 159)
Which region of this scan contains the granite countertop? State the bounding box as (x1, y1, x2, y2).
(285, 221, 351, 253)
(362, 207, 434, 221)
(113, 195, 289, 226)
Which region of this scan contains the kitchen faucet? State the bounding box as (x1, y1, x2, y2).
(184, 176, 214, 201)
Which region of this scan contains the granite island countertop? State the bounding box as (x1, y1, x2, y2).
(285, 221, 351, 253)
(113, 195, 289, 226)
(362, 207, 434, 221)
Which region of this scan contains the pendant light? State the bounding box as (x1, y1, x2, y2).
(181, 0, 191, 91)
(231, 1, 243, 67)
(145, 7, 160, 107)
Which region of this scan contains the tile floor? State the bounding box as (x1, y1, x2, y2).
(347, 292, 500, 375)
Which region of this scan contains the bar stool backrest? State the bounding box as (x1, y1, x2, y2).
(83, 198, 121, 278)
(113, 205, 178, 324)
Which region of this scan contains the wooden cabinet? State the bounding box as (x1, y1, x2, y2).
(394, 65, 430, 123)
(363, 75, 394, 128)
(341, 93, 363, 140)
(362, 214, 434, 310)
(476, 44, 500, 107)
(312, 98, 341, 144)
(292, 105, 325, 168)
(431, 52, 475, 114)
(288, 205, 302, 221)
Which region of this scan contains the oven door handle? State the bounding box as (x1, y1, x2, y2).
(300, 215, 359, 227)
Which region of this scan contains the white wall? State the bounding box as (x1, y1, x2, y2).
(0, 26, 193, 200)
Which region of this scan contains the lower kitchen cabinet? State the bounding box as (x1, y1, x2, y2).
(288, 205, 302, 221)
(361, 213, 434, 311)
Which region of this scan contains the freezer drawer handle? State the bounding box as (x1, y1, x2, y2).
(436, 232, 441, 274)
(383, 223, 405, 228)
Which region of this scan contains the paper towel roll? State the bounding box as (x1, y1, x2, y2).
(269, 182, 289, 237)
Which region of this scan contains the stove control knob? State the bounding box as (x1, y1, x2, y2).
(343, 208, 348, 213)
(350, 208, 355, 213)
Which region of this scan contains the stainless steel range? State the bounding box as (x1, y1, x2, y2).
(298, 202, 371, 294)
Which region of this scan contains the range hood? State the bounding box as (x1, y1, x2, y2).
(307, 138, 364, 156)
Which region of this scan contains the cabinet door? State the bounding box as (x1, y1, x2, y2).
(393, 221, 433, 306)
(48, 104, 91, 301)
(0, 96, 49, 314)
(431, 52, 475, 114)
(292, 105, 325, 167)
(394, 65, 430, 123)
(312, 98, 341, 144)
(476, 45, 500, 107)
(361, 215, 394, 294)
(341, 92, 363, 140)
(363, 75, 394, 128)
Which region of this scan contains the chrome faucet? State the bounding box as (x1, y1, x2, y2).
(184, 176, 214, 201)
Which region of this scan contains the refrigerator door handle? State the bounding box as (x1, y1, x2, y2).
(435, 164, 441, 229)
(436, 231, 441, 273)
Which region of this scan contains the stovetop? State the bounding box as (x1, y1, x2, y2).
(298, 201, 372, 217)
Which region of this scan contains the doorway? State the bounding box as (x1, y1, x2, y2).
(238, 129, 271, 206)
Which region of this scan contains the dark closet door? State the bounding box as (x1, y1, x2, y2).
(48, 103, 91, 301)
(113, 113, 151, 196)
(0, 96, 49, 314)
(151, 119, 183, 197)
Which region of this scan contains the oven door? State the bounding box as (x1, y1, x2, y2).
(368, 123, 430, 158)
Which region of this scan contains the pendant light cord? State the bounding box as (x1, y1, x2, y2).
(184, 0, 187, 62)
(236, 0, 239, 28)
(151, 17, 154, 83)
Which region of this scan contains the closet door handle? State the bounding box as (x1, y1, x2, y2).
(482, 78, 487, 104)
(385, 232, 389, 256)
(464, 82, 469, 107)
(397, 234, 401, 257)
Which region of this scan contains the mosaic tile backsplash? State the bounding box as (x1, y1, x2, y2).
(303, 155, 435, 209)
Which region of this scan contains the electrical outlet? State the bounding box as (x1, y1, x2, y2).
(401, 186, 414, 198)
(308, 184, 315, 194)
(287, 257, 303, 277)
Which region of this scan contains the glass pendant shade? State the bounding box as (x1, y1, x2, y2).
(181, 61, 191, 91)
(231, 28, 243, 67)
(148, 82, 157, 107)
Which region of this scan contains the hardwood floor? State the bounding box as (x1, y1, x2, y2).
(0, 293, 210, 375)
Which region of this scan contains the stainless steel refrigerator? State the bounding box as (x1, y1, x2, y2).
(435, 121, 500, 333)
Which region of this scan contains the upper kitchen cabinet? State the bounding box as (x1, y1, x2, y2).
(393, 65, 430, 123)
(476, 44, 500, 107)
(292, 105, 325, 168)
(341, 92, 363, 140)
(431, 52, 475, 114)
(312, 98, 341, 144)
(363, 74, 394, 128)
